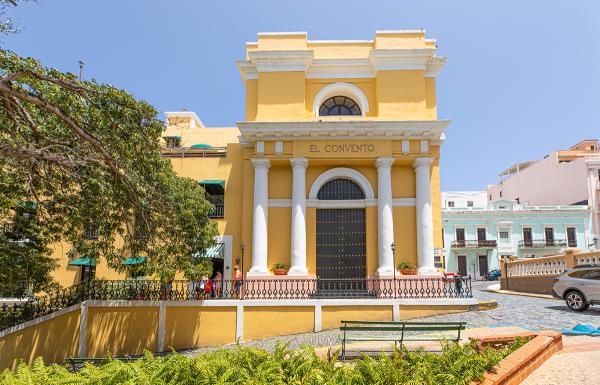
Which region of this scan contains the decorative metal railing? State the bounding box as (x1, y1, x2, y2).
(0, 277, 471, 332)
(161, 146, 227, 158)
(208, 203, 224, 218)
(451, 240, 497, 248)
(518, 239, 567, 248)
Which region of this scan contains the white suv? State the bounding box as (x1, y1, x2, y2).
(552, 266, 600, 311)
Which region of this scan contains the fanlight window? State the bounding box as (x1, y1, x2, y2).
(318, 96, 361, 116)
(317, 178, 365, 200)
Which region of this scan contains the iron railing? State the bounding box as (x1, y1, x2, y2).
(162, 146, 227, 158)
(0, 277, 471, 331)
(208, 203, 224, 218)
(518, 239, 567, 248)
(451, 240, 497, 248)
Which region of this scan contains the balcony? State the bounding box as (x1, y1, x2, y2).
(451, 240, 497, 249)
(162, 146, 227, 158)
(208, 203, 224, 219)
(518, 239, 567, 248)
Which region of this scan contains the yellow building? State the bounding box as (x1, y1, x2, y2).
(161, 30, 449, 282)
(50, 30, 449, 285)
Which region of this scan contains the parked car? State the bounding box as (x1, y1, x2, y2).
(552, 265, 600, 311)
(483, 269, 501, 281)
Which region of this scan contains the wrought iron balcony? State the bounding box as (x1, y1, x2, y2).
(518, 239, 567, 248)
(162, 146, 227, 158)
(208, 203, 224, 218)
(451, 240, 497, 249)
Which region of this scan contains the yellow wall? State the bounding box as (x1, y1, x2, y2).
(243, 306, 314, 340)
(0, 302, 473, 369)
(164, 306, 237, 350)
(86, 307, 159, 357)
(0, 310, 80, 370)
(256, 72, 307, 121)
(321, 305, 393, 330)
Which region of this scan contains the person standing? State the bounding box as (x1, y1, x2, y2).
(232, 265, 243, 299)
(214, 271, 223, 298)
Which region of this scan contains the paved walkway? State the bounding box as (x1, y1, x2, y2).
(522, 335, 600, 385)
(183, 281, 600, 356)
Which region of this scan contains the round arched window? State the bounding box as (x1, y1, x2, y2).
(319, 96, 361, 116)
(317, 178, 365, 200)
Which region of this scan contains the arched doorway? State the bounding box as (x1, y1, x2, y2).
(316, 178, 367, 280)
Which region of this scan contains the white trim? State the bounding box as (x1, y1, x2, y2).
(314, 304, 322, 332)
(237, 120, 451, 142)
(307, 59, 375, 79)
(236, 304, 244, 342)
(393, 304, 400, 321)
(255, 141, 264, 155)
(270, 198, 416, 208)
(308, 167, 375, 199)
(78, 302, 87, 357)
(369, 49, 435, 71)
(84, 298, 478, 307)
(307, 198, 377, 208)
(312, 82, 370, 117)
(217, 235, 234, 281)
(402, 140, 410, 154)
(157, 302, 166, 352)
(275, 141, 283, 154)
(420, 140, 429, 153)
(392, 198, 416, 206)
(247, 50, 314, 73)
(269, 199, 292, 207)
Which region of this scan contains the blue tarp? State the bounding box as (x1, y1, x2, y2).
(561, 324, 600, 335)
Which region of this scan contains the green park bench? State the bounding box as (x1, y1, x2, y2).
(339, 320, 466, 360)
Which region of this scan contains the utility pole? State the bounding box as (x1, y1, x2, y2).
(78, 61, 84, 81)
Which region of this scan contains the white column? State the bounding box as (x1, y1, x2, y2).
(289, 158, 309, 275)
(248, 158, 270, 276)
(413, 157, 438, 275)
(375, 157, 395, 276)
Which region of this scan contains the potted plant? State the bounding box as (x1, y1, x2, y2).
(271, 262, 290, 276)
(398, 262, 417, 275)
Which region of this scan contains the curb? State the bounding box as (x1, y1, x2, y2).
(485, 289, 556, 300)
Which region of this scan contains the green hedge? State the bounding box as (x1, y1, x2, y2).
(1, 339, 528, 385)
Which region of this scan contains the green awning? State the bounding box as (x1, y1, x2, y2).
(68, 257, 96, 266)
(199, 180, 224, 195)
(191, 143, 212, 149)
(163, 135, 181, 139)
(122, 256, 147, 265)
(192, 243, 224, 259)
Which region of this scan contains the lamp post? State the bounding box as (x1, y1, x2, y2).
(240, 241, 245, 277)
(391, 242, 397, 299)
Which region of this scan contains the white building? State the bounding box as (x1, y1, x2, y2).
(487, 139, 600, 249)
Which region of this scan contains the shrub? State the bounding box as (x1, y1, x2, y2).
(397, 262, 417, 270)
(0, 338, 529, 385)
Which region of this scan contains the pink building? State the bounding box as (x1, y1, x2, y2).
(488, 140, 600, 249)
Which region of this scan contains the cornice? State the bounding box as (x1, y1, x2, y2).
(238, 48, 446, 81)
(237, 120, 451, 142)
(247, 50, 314, 73)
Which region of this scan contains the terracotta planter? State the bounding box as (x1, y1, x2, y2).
(272, 269, 288, 276)
(400, 268, 417, 275)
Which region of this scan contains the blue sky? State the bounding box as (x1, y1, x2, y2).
(3, 0, 600, 191)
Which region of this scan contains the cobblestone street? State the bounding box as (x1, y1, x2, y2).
(183, 281, 600, 355)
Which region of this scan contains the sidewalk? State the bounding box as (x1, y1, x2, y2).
(522, 335, 600, 384)
(483, 283, 556, 300)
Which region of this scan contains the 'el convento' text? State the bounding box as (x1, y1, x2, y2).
(54, 30, 449, 285)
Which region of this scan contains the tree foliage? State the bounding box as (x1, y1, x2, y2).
(0, 49, 218, 289)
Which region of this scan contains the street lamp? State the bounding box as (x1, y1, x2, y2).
(391, 242, 397, 299)
(240, 241, 245, 277)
